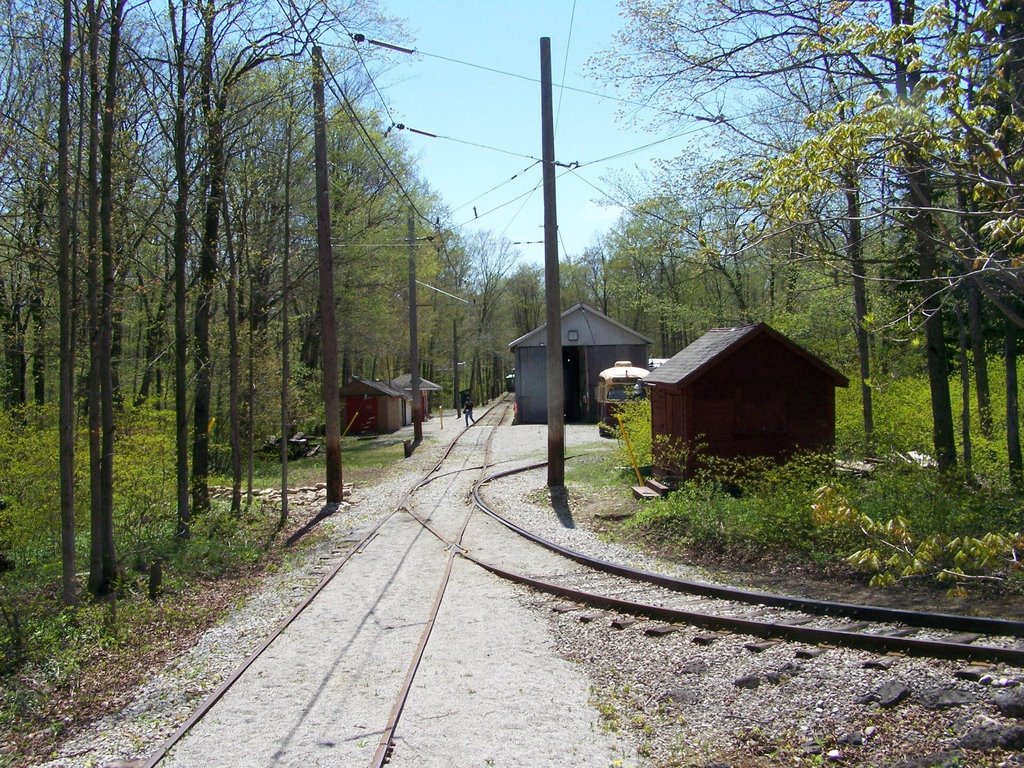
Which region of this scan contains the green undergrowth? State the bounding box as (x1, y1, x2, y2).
(0, 402, 413, 766)
(605, 380, 1024, 597)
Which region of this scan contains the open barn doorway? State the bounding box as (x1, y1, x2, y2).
(563, 346, 584, 422)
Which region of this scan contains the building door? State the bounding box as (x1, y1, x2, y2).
(563, 346, 583, 422)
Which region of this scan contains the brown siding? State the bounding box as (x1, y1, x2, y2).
(653, 332, 840, 478)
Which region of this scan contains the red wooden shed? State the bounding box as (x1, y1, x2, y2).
(339, 379, 406, 435)
(644, 323, 849, 480)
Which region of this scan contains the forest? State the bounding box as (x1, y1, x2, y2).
(0, 0, 1022, 756)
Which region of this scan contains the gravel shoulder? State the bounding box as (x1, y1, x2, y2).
(482, 426, 1024, 768)
(36, 415, 1024, 768)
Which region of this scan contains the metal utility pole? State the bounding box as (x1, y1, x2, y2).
(313, 46, 344, 502)
(540, 37, 564, 487)
(408, 210, 422, 443)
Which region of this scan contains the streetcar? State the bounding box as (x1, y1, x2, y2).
(595, 360, 649, 435)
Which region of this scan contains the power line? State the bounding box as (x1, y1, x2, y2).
(554, 0, 577, 136)
(449, 160, 541, 216)
(353, 34, 722, 126)
(282, 11, 455, 265)
(390, 123, 542, 162)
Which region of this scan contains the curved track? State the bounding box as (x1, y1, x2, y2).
(141, 404, 1023, 768)
(144, 399, 513, 768)
(468, 464, 1024, 665)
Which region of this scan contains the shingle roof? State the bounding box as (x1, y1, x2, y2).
(507, 303, 653, 349)
(645, 323, 848, 387)
(645, 326, 760, 386)
(391, 373, 443, 392)
(339, 379, 406, 398)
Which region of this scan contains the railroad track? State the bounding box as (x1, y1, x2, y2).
(143, 397, 513, 768)
(467, 464, 1024, 666)
(141, 403, 1022, 768)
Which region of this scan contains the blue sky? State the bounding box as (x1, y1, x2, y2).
(344, 1, 705, 262)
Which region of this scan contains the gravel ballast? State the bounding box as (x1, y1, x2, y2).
(35, 414, 1024, 768)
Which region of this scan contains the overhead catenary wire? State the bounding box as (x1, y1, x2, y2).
(352, 34, 729, 127)
(554, 0, 577, 135)
(283, 9, 456, 265)
(338, 28, 755, 251)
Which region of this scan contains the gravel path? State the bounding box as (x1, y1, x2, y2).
(37, 412, 635, 768)
(36, 413, 1024, 768)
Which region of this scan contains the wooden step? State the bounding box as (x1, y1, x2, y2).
(632, 485, 660, 500)
(645, 478, 671, 496)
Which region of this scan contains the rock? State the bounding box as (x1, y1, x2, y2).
(826, 749, 842, 761)
(644, 625, 682, 636)
(692, 632, 722, 646)
(918, 687, 976, 710)
(864, 726, 878, 739)
(795, 647, 826, 659)
(877, 680, 912, 708)
(734, 674, 760, 690)
(661, 686, 699, 705)
(893, 753, 965, 768)
(863, 657, 896, 670)
(678, 659, 708, 675)
(838, 731, 864, 746)
(992, 687, 1024, 718)
(993, 677, 1021, 688)
(953, 665, 991, 682)
(958, 720, 1024, 750)
(765, 661, 801, 685)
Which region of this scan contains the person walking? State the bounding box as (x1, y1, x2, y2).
(463, 398, 475, 426)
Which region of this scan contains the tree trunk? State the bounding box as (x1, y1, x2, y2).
(1007, 317, 1022, 485)
(96, 0, 124, 595)
(968, 277, 992, 436)
(279, 119, 292, 532)
(223, 193, 242, 514)
(86, 0, 104, 596)
(191, 5, 224, 516)
(29, 171, 48, 405)
(171, 0, 190, 539)
(909, 164, 956, 471)
(58, 0, 77, 605)
(956, 304, 972, 474)
(845, 180, 874, 451)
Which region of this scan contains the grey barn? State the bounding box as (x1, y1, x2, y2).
(509, 303, 651, 424)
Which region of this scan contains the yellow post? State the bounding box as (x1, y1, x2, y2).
(341, 411, 360, 439)
(616, 413, 644, 486)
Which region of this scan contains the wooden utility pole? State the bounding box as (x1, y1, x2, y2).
(408, 210, 422, 443)
(452, 317, 460, 410)
(313, 46, 344, 502)
(280, 118, 292, 529)
(540, 37, 564, 487)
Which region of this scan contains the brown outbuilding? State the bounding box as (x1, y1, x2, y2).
(644, 323, 848, 480)
(338, 379, 406, 435)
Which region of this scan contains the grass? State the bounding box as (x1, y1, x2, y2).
(0, 411, 420, 768)
(213, 432, 409, 490)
